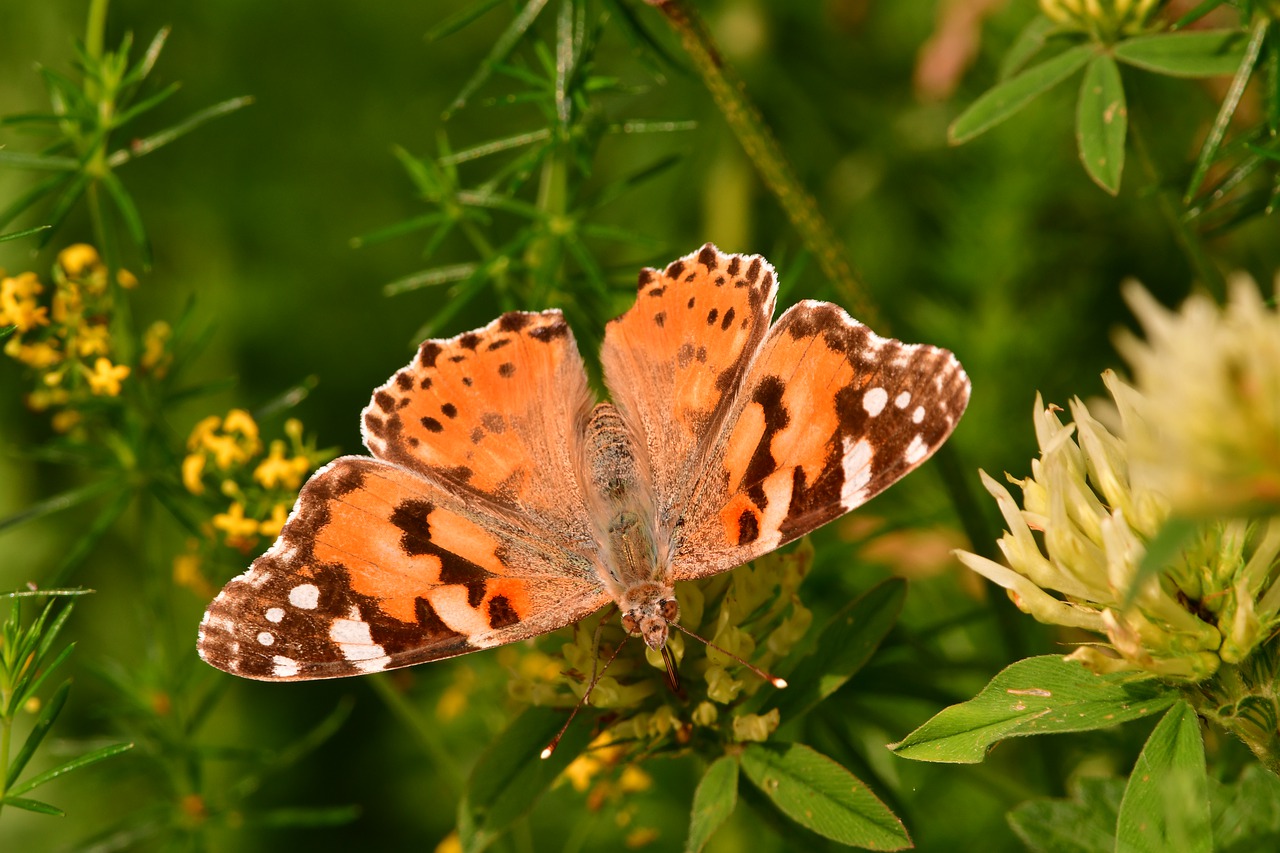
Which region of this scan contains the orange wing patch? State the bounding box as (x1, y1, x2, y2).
(362, 310, 595, 547)
(197, 457, 610, 681)
(602, 244, 777, 521)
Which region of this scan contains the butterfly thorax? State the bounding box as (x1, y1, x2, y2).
(582, 402, 677, 649)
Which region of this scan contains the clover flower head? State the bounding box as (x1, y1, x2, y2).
(1117, 275, 1280, 517)
(958, 376, 1280, 681)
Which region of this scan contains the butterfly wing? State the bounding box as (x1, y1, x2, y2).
(601, 243, 970, 583)
(600, 244, 777, 535)
(198, 457, 610, 680)
(199, 310, 609, 680)
(670, 299, 970, 579)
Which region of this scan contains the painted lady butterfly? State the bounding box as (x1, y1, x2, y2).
(198, 245, 970, 681)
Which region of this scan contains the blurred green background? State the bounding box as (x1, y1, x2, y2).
(1, 1, 1276, 851)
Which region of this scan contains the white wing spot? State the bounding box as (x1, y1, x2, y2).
(863, 387, 888, 417)
(257, 631, 274, 646)
(912, 406, 925, 424)
(265, 607, 285, 623)
(272, 656, 299, 678)
(841, 436, 874, 508)
(354, 657, 390, 674)
(905, 434, 929, 464)
(895, 391, 911, 409)
(289, 583, 320, 609)
(330, 615, 386, 662)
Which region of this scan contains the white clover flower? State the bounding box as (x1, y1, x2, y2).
(1117, 275, 1280, 518)
(959, 379, 1280, 681)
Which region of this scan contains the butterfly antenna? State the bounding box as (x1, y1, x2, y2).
(541, 634, 628, 760)
(672, 622, 788, 688)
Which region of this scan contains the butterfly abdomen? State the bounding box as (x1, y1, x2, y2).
(582, 403, 660, 593)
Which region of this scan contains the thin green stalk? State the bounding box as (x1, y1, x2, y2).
(1128, 107, 1226, 300)
(85, 0, 110, 68)
(645, 0, 875, 326)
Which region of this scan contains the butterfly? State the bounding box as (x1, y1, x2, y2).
(197, 244, 970, 681)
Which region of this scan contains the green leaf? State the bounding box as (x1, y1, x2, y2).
(949, 44, 1094, 144)
(1114, 30, 1247, 78)
(0, 795, 64, 816)
(1076, 54, 1127, 194)
(8, 742, 134, 796)
(1125, 516, 1199, 610)
(1116, 701, 1211, 853)
(0, 324, 14, 341)
(761, 577, 905, 723)
(100, 170, 151, 266)
(443, 0, 551, 119)
(1007, 776, 1124, 853)
(244, 805, 362, 827)
(1212, 765, 1280, 850)
(1184, 16, 1270, 201)
(0, 225, 51, 243)
(890, 656, 1178, 763)
(0, 150, 79, 170)
(460, 705, 593, 853)
(740, 743, 909, 850)
(107, 96, 253, 167)
(6, 680, 71, 789)
(426, 0, 506, 42)
(686, 756, 738, 853)
(999, 15, 1058, 80)
(0, 478, 119, 535)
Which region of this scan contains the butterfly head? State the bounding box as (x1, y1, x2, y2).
(619, 583, 679, 650)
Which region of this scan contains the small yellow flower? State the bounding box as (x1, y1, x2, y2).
(173, 548, 215, 598)
(731, 708, 780, 742)
(0, 273, 49, 332)
(11, 341, 62, 369)
(140, 321, 171, 376)
(213, 502, 261, 552)
(51, 284, 82, 324)
(182, 454, 207, 495)
(187, 415, 223, 451)
(74, 322, 112, 357)
(624, 828, 659, 849)
(618, 765, 652, 793)
(203, 434, 251, 469)
(57, 244, 101, 277)
(51, 409, 81, 433)
(259, 502, 289, 538)
(254, 440, 310, 490)
(434, 832, 462, 853)
(117, 268, 139, 289)
(222, 409, 259, 441)
(86, 357, 130, 396)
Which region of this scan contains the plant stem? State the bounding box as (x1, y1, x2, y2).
(85, 0, 110, 66)
(1128, 107, 1226, 300)
(644, 0, 877, 327)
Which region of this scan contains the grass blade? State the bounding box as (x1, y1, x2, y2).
(7, 742, 134, 797)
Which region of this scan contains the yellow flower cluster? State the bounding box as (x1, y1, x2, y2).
(177, 410, 330, 588)
(0, 244, 168, 433)
(510, 541, 812, 762)
(1040, 0, 1163, 41)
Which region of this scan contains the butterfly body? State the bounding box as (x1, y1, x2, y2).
(198, 245, 970, 681)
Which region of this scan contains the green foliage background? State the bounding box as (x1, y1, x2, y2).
(1, 1, 1277, 851)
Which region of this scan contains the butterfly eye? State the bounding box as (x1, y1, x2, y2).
(621, 613, 640, 634)
(659, 599, 679, 621)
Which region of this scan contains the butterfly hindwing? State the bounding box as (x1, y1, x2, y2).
(198, 457, 610, 680)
